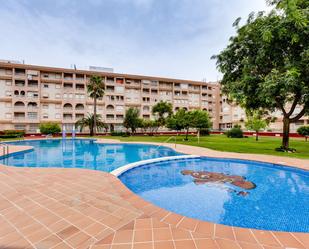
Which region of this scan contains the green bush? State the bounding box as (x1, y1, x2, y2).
(111, 131, 125, 136)
(39, 122, 61, 135)
(297, 126, 309, 141)
(200, 128, 210, 136)
(226, 126, 244, 138)
(0, 130, 25, 138)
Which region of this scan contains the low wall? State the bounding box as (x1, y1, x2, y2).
(23, 131, 305, 138)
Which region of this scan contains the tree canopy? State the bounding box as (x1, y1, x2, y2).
(75, 113, 107, 136)
(166, 108, 189, 132)
(213, 0, 309, 149)
(39, 122, 61, 135)
(152, 101, 173, 127)
(123, 107, 141, 134)
(245, 111, 268, 141)
(297, 125, 309, 141)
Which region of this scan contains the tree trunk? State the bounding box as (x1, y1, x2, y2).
(282, 117, 290, 149)
(93, 97, 97, 136)
(185, 128, 189, 141)
(256, 131, 259, 141)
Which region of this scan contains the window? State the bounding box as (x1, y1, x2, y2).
(56, 94, 61, 99)
(55, 84, 61, 89)
(42, 104, 49, 109)
(5, 113, 12, 119)
(55, 113, 61, 119)
(6, 80, 12, 86)
(27, 112, 38, 119)
(6, 91, 12, 96)
(14, 124, 25, 130)
(29, 124, 38, 132)
(115, 86, 124, 93)
(42, 114, 48, 119)
(43, 84, 49, 88)
(116, 105, 124, 111)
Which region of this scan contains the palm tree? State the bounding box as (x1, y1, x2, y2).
(75, 113, 107, 136)
(87, 75, 105, 136)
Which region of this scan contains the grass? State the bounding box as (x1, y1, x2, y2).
(1, 134, 308, 159)
(99, 134, 309, 159)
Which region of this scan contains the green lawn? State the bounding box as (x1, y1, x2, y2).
(100, 134, 309, 159)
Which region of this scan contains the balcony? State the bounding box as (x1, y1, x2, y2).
(64, 73, 73, 81)
(14, 112, 25, 121)
(28, 80, 39, 88)
(14, 69, 26, 79)
(63, 114, 73, 121)
(75, 84, 85, 91)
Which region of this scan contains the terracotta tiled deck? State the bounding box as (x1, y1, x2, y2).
(0, 142, 308, 249)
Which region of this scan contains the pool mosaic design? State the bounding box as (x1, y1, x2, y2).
(120, 157, 309, 232)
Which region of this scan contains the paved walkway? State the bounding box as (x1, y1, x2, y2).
(0, 142, 308, 249)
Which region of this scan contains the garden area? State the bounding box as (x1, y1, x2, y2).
(101, 134, 309, 159)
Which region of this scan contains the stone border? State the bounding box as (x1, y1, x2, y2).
(111, 155, 201, 176)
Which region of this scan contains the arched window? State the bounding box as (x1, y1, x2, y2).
(63, 103, 73, 109)
(106, 105, 114, 110)
(14, 101, 25, 107)
(75, 103, 84, 110)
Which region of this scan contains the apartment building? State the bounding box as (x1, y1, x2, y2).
(0, 62, 221, 133)
(219, 96, 309, 132)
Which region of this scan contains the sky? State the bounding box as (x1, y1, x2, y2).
(0, 0, 270, 81)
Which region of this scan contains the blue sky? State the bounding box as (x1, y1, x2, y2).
(0, 0, 269, 81)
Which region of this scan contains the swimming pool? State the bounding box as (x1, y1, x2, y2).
(119, 157, 309, 232)
(0, 139, 181, 172)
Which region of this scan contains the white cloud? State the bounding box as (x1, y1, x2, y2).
(0, 0, 270, 81)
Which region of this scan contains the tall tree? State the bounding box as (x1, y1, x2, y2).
(152, 101, 173, 127)
(213, 0, 309, 150)
(123, 107, 141, 135)
(87, 76, 105, 136)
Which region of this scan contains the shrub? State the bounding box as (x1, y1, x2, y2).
(111, 131, 125, 136)
(110, 131, 130, 137)
(226, 126, 244, 138)
(0, 130, 25, 138)
(297, 126, 309, 141)
(200, 128, 210, 136)
(39, 122, 61, 135)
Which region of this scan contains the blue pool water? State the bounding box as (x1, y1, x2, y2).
(0, 139, 181, 172)
(120, 157, 309, 232)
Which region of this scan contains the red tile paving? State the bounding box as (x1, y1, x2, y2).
(0, 142, 308, 249)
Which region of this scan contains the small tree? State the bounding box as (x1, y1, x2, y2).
(245, 111, 268, 141)
(140, 119, 158, 135)
(152, 101, 173, 128)
(190, 110, 212, 143)
(123, 108, 141, 135)
(166, 108, 188, 133)
(39, 122, 61, 135)
(297, 126, 309, 141)
(75, 113, 107, 136)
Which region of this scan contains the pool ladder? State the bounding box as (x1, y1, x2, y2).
(0, 143, 9, 157)
(155, 136, 177, 150)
